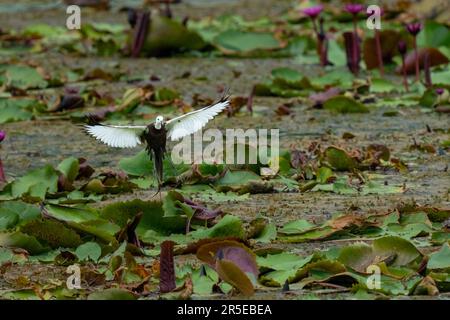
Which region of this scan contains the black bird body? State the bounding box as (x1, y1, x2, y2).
(141, 123, 167, 187)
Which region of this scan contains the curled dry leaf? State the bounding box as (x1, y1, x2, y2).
(197, 240, 258, 296)
(215, 259, 254, 296)
(196, 240, 254, 267)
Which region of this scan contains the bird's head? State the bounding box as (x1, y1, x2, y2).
(155, 115, 164, 130)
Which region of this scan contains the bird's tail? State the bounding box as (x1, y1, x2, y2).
(150, 149, 164, 199)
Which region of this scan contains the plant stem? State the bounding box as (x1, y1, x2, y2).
(319, 18, 328, 66)
(352, 17, 359, 75)
(413, 36, 420, 82)
(311, 18, 324, 67)
(0, 158, 5, 183)
(375, 29, 384, 77)
(401, 55, 409, 92)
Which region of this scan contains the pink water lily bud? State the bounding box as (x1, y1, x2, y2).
(345, 3, 364, 15)
(397, 41, 407, 55)
(302, 5, 324, 19)
(0, 130, 5, 143)
(406, 22, 422, 36)
(436, 88, 444, 95)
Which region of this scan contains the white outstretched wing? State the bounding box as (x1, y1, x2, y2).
(84, 124, 146, 148)
(166, 99, 229, 141)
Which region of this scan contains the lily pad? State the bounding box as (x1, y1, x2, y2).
(323, 96, 369, 114)
(322, 146, 358, 171)
(214, 30, 280, 53)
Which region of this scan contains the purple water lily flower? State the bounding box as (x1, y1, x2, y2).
(345, 3, 364, 15)
(406, 22, 422, 36)
(302, 5, 328, 67)
(436, 88, 444, 95)
(0, 130, 5, 143)
(345, 3, 364, 75)
(302, 5, 323, 19)
(406, 22, 422, 82)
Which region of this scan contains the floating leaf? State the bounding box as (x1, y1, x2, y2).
(372, 236, 422, 267)
(279, 219, 315, 235)
(253, 223, 277, 243)
(413, 276, 439, 296)
(20, 219, 82, 249)
(0, 201, 40, 230)
(417, 21, 450, 48)
(322, 146, 358, 171)
(214, 30, 280, 54)
(196, 240, 253, 267)
(428, 243, 450, 270)
(10, 165, 58, 200)
(258, 252, 313, 271)
(338, 243, 375, 273)
(215, 170, 260, 186)
(216, 258, 254, 296)
(1, 64, 48, 90)
(370, 78, 397, 93)
(0, 232, 48, 254)
(0, 98, 43, 124)
(118, 150, 153, 176)
(323, 96, 369, 114)
(87, 288, 136, 300)
(140, 15, 206, 56)
(75, 242, 102, 262)
(119, 150, 189, 178)
(57, 157, 80, 183)
(101, 199, 186, 236)
(45, 204, 120, 243)
(191, 215, 245, 239)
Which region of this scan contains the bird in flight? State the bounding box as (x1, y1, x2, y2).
(84, 95, 230, 195)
